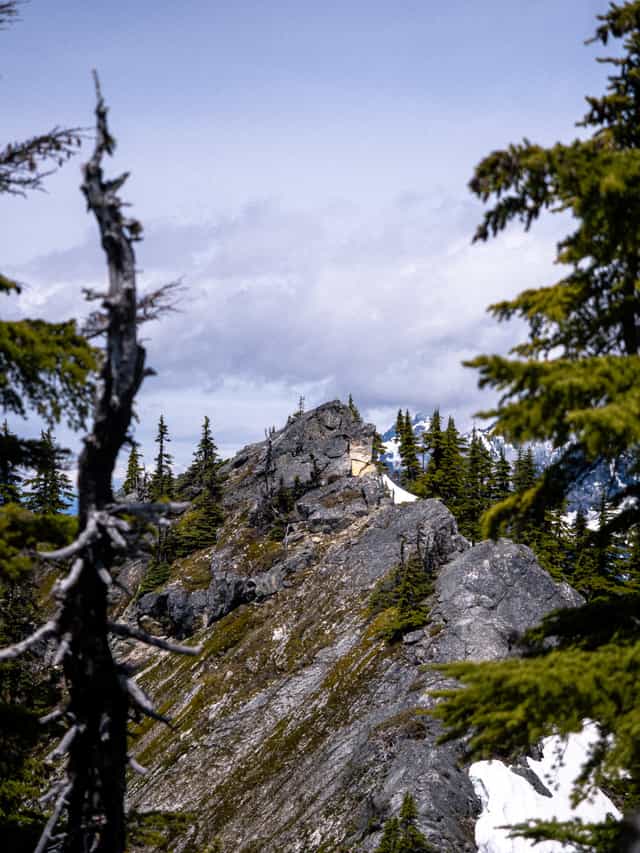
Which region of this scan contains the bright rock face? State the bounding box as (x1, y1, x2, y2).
(470, 723, 621, 853)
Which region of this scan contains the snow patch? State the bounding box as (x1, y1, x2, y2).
(470, 723, 621, 853)
(382, 474, 418, 504)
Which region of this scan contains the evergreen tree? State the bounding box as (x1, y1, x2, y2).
(490, 449, 512, 504)
(0, 421, 22, 505)
(347, 393, 362, 423)
(399, 410, 421, 484)
(512, 448, 536, 494)
(458, 429, 493, 543)
(23, 429, 73, 515)
(150, 414, 173, 500)
(122, 442, 144, 498)
(182, 415, 220, 494)
(439, 417, 466, 510)
(372, 429, 386, 469)
(434, 6, 640, 846)
(172, 417, 224, 557)
(374, 793, 434, 852)
(420, 409, 444, 496)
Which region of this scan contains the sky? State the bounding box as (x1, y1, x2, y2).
(0, 0, 611, 474)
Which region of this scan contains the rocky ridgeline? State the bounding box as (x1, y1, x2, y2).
(123, 401, 582, 853)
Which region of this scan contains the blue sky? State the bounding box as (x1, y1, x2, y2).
(0, 0, 613, 474)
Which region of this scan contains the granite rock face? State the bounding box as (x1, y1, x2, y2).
(126, 401, 583, 853)
(432, 539, 584, 662)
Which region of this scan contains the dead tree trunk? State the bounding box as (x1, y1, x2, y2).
(0, 75, 199, 853)
(60, 73, 145, 853)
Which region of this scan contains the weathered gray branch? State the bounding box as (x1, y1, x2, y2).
(109, 622, 203, 655)
(34, 784, 72, 853)
(0, 619, 58, 661)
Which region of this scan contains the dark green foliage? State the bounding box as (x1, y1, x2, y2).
(0, 420, 22, 505)
(0, 503, 76, 581)
(122, 442, 144, 498)
(434, 5, 640, 845)
(457, 429, 493, 543)
(127, 810, 197, 852)
(506, 816, 628, 853)
(369, 554, 433, 642)
(374, 793, 435, 852)
(138, 561, 172, 596)
(0, 506, 75, 848)
(416, 414, 466, 510)
(172, 416, 225, 557)
(180, 415, 220, 495)
(490, 449, 512, 504)
(22, 428, 73, 515)
(0, 282, 96, 433)
(150, 414, 173, 500)
(398, 410, 420, 484)
(372, 429, 386, 469)
(347, 393, 362, 423)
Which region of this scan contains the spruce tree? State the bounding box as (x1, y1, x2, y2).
(23, 429, 73, 515)
(150, 414, 173, 500)
(122, 442, 144, 498)
(434, 5, 640, 846)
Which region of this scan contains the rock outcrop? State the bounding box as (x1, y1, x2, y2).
(124, 401, 583, 853)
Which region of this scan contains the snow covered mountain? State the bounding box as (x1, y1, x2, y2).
(381, 411, 636, 512)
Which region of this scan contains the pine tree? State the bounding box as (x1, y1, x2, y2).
(348, 393, 362, 423)
(434, 6, 640, 846)
(122, 443, 144, 498)
(23, 429, 73, 515)
(150, 414, 173, 500)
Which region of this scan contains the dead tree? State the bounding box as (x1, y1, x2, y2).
(0, 75, 199, 853)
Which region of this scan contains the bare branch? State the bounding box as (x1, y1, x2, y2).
(82, 279, 186, 338)
(39, 515, 99, 560)
(125, 677, 172, 726)
(39, 708, 65, 725)
(128, 755, 148, 775)
(34, 783, 72, 853)
(47, 724, 78, 762)
(107, 500, 190, 517)
(0, 1, 19, 29)
(54, 558, 84, 597)
(109, 622, 203, 655)
(0, 619, 58, 661)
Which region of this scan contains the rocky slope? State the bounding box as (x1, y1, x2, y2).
(121, 401, 582, 853)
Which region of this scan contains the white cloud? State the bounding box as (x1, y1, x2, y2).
(4, 193, 564, 468)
